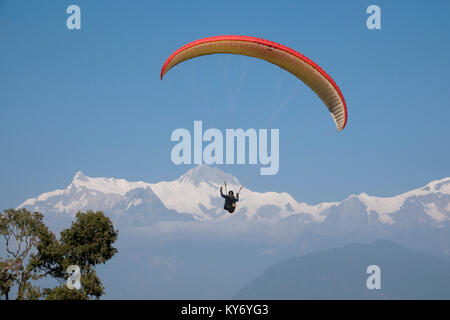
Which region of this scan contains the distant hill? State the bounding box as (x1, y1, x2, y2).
(234, 240, 450, 299)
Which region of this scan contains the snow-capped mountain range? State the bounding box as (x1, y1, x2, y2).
(18, 165, 450, 228)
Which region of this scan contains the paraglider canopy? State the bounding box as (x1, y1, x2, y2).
(161, 35, 347, 131)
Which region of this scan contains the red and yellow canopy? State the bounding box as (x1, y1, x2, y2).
(161, 35, 347, 131)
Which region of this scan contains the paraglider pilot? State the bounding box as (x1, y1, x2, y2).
(220, 182, 242, 213)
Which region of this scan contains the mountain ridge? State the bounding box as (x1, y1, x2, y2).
(18, 165, 450, 227)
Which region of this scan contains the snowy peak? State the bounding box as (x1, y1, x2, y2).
(149, 165, 242, 219)
(343, 177, 450, 212)
(422, 177, 450, 194)
(73, 171, 89, 182)
(69, 172, 149, 196)
(177, 164, 240, 186)
(337, 177, 450, 225)
(18, 171, 152, 217)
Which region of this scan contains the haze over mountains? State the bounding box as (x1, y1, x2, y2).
(17, 165, 450, 298)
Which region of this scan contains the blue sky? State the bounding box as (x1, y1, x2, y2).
(0, 0, 449, 207)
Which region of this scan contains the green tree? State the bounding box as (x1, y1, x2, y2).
(0, 208, 55, 300)
(0, 259, 18, 300)
(42, 285, 88, 300)
(0, 209, 118, 300)
(40, 210, 118, 300)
